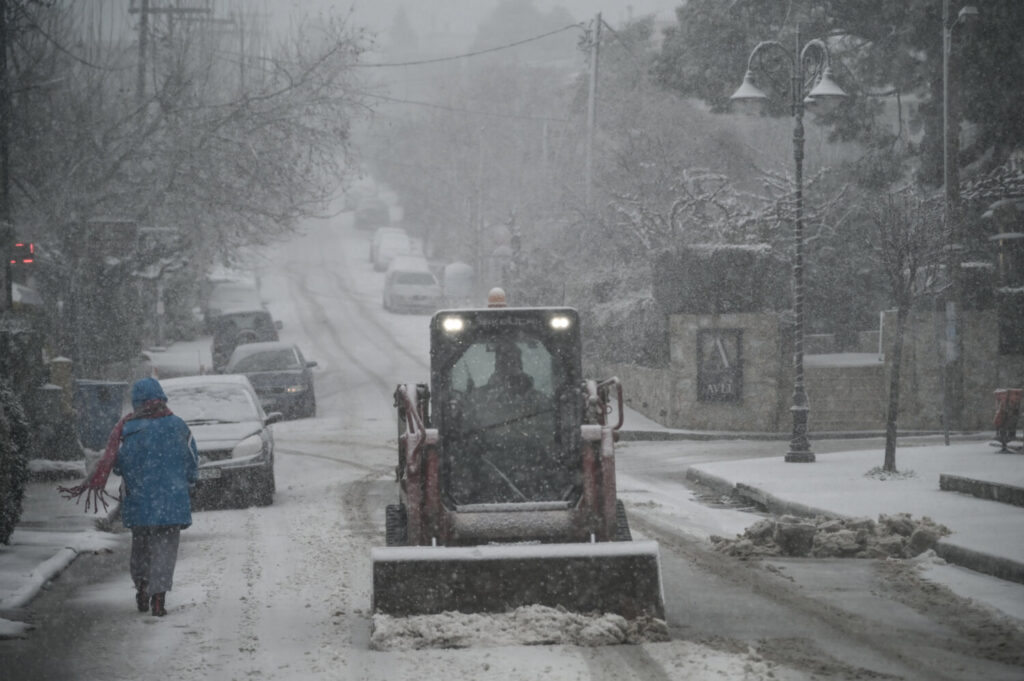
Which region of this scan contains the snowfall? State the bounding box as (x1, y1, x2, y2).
(1, 209, 1022, 681)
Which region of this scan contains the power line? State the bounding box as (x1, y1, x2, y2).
(363, 92, 569, 123)
(353, 23, 585, 68)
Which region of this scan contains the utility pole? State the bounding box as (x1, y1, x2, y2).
(136, 0, 149, 106)
(0, 0, 11, 313)
(130, 1, 216, 105)
(585, 13, 601, 209)
(940, 1, 977, 437)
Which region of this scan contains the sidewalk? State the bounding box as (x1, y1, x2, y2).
(0, 469, 120, 637)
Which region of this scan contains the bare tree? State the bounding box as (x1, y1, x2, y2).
(866, 187, 946, 472)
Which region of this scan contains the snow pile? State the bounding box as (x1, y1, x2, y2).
(710, 513, 951, 559)
(27, 459, 85, 481)
(0, 618, 32, 639)
(370, 604, 669, 650)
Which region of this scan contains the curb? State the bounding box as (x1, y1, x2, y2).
(939, 474, 1024, 508)
(1, 487, 122, 612)
(0, 548, 80, 610)
(619, 429, 984, 443)
(684, 467, 1024, 585)
(933, 542, 1024, 585)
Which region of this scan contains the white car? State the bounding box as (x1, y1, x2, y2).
(372, 228, 412, 271)
(382, 256, 443, 313)
(161, 374, 283, 508)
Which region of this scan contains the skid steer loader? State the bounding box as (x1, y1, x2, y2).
(371, 290, 665, 619)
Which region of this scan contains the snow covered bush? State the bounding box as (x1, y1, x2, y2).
(0, 379, 31, 544)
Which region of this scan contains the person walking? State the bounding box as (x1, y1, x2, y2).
(60, 377, 198, 616)
(114, 377, 198, 616)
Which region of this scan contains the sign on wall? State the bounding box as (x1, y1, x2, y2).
(697, 329, 743, 402)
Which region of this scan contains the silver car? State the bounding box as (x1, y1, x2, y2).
(161, 374, 283, 508)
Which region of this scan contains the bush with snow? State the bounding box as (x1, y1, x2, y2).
(0, 380, 31, 544)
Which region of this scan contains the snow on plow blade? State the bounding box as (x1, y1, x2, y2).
(371, 541, 665, 619)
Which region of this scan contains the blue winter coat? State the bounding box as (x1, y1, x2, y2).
(113, 379, 198, 529)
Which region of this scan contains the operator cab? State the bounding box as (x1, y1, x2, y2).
(430, 306, 583, 507)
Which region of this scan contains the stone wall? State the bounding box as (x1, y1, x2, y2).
(600, 312, 791, 431)
(804, 362, 886, 431)
(598, 308, 1024, 433)
(884, 309, 1024, 431)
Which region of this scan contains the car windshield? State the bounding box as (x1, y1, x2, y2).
(396, 272, 436, 286)
(231, 349, 300, 373)
(164, 384, 259, 424)
(443, 336, 570, 504)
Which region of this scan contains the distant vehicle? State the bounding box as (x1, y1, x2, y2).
(161, 374, 282, 508)
(225, 341, 317, 419)
(373, 230, 412, 271)
(210, 309, 282, 372)
(370, 226, 408, 263)
(442, 262, 475, 307)
(204, 281, 263, 330)
(382, 256, 443, 313)
(353, 199, 391, 231)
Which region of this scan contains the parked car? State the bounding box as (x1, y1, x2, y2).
(373, 229, 412, 271)
(204, 281, 262, 327)
(353, 199, 391, 231)
(161, 374, 282, 508)
(370, 226, 408, 263)
(210, 308, 282, 372)
(382, 256, 443, 313)
(225, 341, 317, 419)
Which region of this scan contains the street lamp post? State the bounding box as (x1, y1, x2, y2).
(730, 27, 847, 463)
(940, 2, 977, 441)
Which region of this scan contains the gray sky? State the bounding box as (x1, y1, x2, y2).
(273, 1, 678, 37)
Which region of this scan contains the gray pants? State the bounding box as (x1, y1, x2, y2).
(130, 526, 181, 594)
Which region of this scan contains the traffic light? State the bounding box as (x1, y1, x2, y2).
(10, 242, 33, 265)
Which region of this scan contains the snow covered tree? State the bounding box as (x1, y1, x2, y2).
(866, 187, 947, 472)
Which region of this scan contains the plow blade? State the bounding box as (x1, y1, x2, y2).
(372, 541, 664, 619)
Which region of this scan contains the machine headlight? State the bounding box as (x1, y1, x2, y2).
(232, 434, 264, 459)
(442, 316, 465, 333)
(550, 315, 571, 330)
(286, 385, 307, 393)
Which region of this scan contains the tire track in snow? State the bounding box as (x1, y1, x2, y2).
(328, 267, 430, 370)
(276, 446, 393, 475)
(625, 511, 964, 681)
(287, 268, 394, 394)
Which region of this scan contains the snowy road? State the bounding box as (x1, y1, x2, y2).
(3, 214, 1022, 680)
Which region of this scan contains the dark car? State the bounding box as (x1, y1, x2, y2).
(161, 374, 282, 508)
(225, 341, 317, 419)
(210, 308, 282, 372)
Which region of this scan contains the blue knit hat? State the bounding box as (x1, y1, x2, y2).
(131, 377, 167, 409)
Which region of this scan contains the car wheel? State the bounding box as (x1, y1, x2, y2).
(304, 393, 316, 418)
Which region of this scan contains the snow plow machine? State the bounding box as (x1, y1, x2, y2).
(372, 289, 665, 620)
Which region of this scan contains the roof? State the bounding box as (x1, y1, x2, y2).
(227, 341, 296, 363)
(160, 374, 254, 390)
(387, 255, 431, 273)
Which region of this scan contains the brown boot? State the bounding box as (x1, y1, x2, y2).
(136, 581, 149, 612)
(150, 592, 167, 617)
